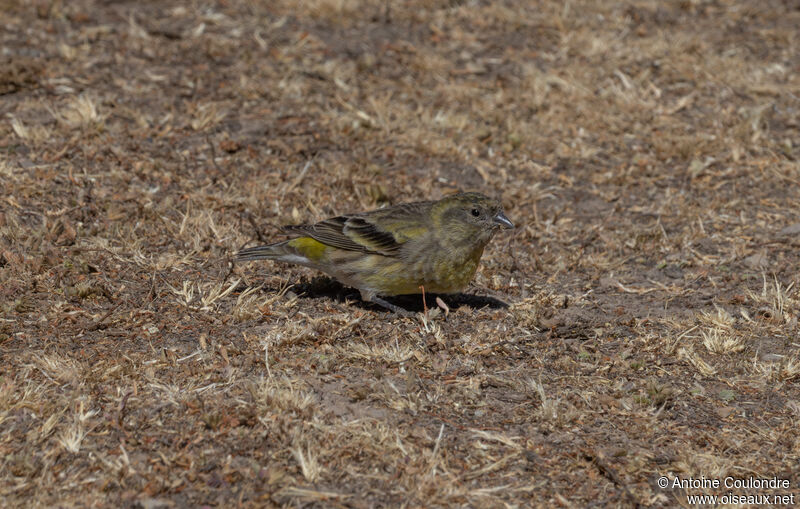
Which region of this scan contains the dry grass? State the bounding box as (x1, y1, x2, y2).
(1, 0, 799, 506)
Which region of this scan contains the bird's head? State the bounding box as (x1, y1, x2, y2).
(434, 192, 514, 247)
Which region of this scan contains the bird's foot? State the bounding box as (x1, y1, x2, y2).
(369, 296, 415, 317)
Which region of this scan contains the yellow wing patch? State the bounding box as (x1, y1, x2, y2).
(288, 237, 328, 261)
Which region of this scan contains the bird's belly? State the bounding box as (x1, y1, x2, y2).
(424, 257, 479, 294)
(352, 255, 479, 296)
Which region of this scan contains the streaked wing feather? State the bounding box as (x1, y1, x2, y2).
(281, 200, 432, 256)
(282, 217, 367, 252)
(283, 216, 403, 255)
(342, 217, 402, 254)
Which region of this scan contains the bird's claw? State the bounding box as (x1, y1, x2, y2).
(370, 296, 415, 317)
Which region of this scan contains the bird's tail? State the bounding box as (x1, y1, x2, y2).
(235, 240, 296, 262)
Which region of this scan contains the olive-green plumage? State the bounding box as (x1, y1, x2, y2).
(235, 192, 514, 313)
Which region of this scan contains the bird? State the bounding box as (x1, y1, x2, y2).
(235, 192, 514, 314)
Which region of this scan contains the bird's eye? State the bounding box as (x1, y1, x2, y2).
(471, 208, 481, 217)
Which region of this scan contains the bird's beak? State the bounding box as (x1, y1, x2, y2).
(493, 211, 514, 229)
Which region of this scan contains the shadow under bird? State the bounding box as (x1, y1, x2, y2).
(235, 192, 514, 314)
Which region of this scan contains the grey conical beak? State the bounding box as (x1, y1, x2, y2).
(494, 211, 514, 229)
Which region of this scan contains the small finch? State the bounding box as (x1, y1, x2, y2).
(235, 192, 514, 314)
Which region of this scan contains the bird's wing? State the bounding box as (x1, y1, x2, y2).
(283, 202, 431, 256)
(282, 215, 401, 255)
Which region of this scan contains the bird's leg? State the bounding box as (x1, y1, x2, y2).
(418, 285, 428, 318)
(369, 296, 414, 317)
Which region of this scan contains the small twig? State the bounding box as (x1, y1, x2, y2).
(44, 204, 83, 218)
(220, 257, 236, 286)
(477, 339, 512, 355)
(584, 450, 639, 508)
(117, 391, 133, 428)
(206, 135, 223, 174)
(146, 269, 156, 297)
(85, 301, 123, 332)
(387, 354, 416, 366)
(260, 333, 272, 380)
(429, 423, 445, 477)
(284, 160, 312, 194)
(245, 212, 267, 243)
(420, 411, 471, 431)
(43, 135, 80, 163)
(435, 296, 449, 318)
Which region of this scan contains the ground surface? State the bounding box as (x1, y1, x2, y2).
(2, 0, 800, 507)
